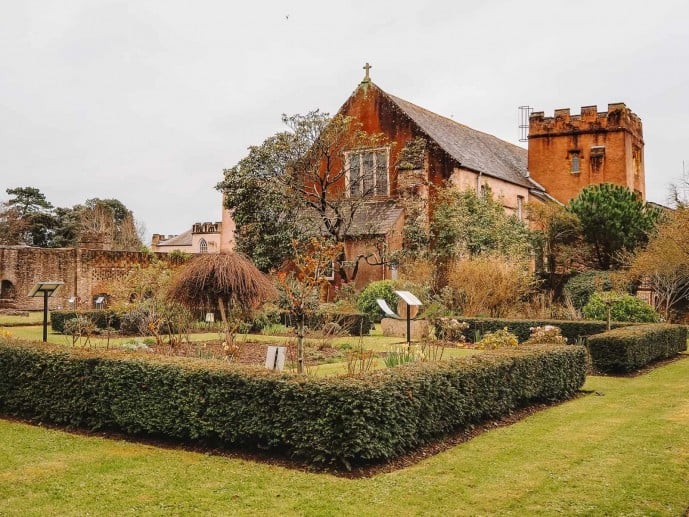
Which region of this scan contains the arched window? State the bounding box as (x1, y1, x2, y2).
(1, 280, 16, 300)
(569, 151, 581, 173)
(199, 238, 208, 253)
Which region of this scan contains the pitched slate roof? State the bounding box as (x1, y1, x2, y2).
(156, 229, 193, 247)
(379, 87, 540, 190)
(300, 201, 404, 238)
(346, 201, 405, 237)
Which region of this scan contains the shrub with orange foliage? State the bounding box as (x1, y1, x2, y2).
(446, 255, 537, 318)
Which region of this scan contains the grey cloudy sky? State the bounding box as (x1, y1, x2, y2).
(2, 1, 688, 240)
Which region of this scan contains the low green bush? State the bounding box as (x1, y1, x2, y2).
(280, 311, 372, 336)
(356, 280, 397, 323)
(563, 271, 613, 310)
(587, 323, 687, 373)
(51, 310, 121, 333)
(0, 338, 586, 467)
(582, 292, 660, 323)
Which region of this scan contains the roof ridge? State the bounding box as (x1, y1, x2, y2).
(374, 86, 538, 190)
(384, 90, 526, 153)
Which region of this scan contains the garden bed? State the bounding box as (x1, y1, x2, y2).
(146, 339, 346, 366)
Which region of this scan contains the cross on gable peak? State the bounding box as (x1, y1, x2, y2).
(363, 62, 372, 82)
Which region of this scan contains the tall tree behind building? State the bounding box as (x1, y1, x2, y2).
(0, 187, 55, 246)
(568, 183, 661, 270)
(0, 187, 143, 250)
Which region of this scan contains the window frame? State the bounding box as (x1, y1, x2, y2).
(516, 195, 524, 221)
(345, 147, 390, 197)
(569, 150, 581, 174)
(199, 238, 208, 253)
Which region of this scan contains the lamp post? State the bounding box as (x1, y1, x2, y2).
(28, 281, 64, 342)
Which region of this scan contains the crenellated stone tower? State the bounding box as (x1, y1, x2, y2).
(527, 103, 645, 204)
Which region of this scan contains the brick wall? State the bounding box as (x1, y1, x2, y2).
(527, 103, 645, 204)
(0, 247, 179, 311)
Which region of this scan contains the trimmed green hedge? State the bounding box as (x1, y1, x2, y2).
(436, 316, 632, 343)
(587, 324, 688, 373)
(0, 339, 586, 467)
(51, 310, 121, 333)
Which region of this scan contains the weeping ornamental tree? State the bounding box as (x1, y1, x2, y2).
(168, 253, 276, 358)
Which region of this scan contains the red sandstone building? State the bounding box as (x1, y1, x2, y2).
(273, 68, 647, 288)
(528, 103, 645, 204)
(2, 67, 647, 308)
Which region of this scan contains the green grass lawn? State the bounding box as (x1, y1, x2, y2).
(1, 355, 688, 515)
(0, 322, 403, 349)
(0, 312, 44, 326)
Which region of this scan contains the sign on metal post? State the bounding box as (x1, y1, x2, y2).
(376, 290, 423, 346)
(28, 281, 64, 343)
(265, 346, 286, 371)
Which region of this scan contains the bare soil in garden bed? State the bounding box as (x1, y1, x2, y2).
(148, 339, 346, 366)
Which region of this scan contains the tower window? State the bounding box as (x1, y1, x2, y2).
(590, 146, 605, 173)
(199, 238, 208, 253)
(590, 146, 605, 158)
(569, 151, 581, 174)
(632, 145, 642, 176)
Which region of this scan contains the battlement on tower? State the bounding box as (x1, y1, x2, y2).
(529, 103, 643, 141)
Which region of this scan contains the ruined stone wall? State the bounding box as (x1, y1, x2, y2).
(0, 247, 179, 311)
(527, 103, 645, 204)
(0, 247, 77, 311)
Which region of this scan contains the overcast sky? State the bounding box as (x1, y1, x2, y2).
(2, 1, 688, 241)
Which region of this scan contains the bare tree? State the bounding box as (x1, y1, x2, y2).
(627, 207, 689, 321)
(219, 111, 390, 282)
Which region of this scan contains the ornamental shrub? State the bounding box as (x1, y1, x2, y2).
(433, 316, 631, 344)
(279, 311, 372, 336)
(356, 280, 397, 323)
(63, 317, 98, 340)
(51, 310, 121, 333)
(434, 318, 469, 342)
(583, 292, 659, 323)
(476, 328, 519, 350)
(445, 255, 536, 317)
(524, 325, 567, 345)
(563, 271, 613, 310)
